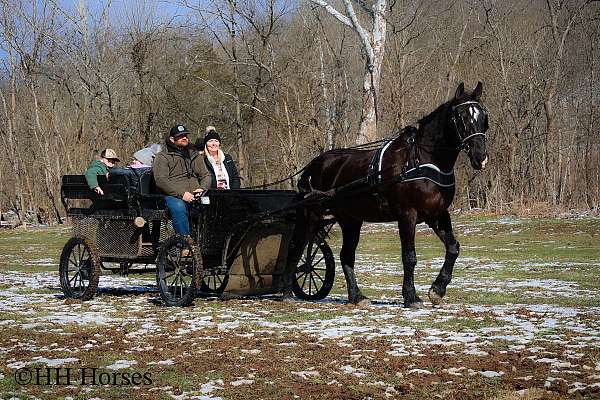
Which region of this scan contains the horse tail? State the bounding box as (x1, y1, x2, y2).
(297, 163, 314, 194)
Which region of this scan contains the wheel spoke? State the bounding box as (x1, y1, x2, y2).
(309, 245, 320, 261)
(296, 269, 309, 280)
(69, 271, 80, 285)
(74, 244, 82, 264)
(71, 271, 78, 289)
(163, 271, 176, 280)
(311, 256, 325, 266)
(309, 272, 319, 294)
(311, 269, 325, 283)
(300, 270, 309, 290)
(78, 273, 85, 290)
(170, 272, 180, 288)
(175, 247, 183, 265)
(169, 275, 178, 295)
(69, 252, 78, 268)
(81, 246, 89, 263)
(68, 259, 79, 271)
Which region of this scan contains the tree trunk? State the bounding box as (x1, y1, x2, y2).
(310, 0, 387, 145)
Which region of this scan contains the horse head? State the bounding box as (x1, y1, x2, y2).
(450, 82, 489, 170)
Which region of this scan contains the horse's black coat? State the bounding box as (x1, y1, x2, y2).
(287, 82, 489, 307)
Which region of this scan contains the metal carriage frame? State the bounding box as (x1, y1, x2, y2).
(59, 173, 336, 306)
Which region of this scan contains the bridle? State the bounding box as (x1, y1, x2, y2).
(451, 100, 489, 153)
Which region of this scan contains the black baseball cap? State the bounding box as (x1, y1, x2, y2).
(169, 124, 189, 138)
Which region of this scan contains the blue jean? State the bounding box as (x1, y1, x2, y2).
(165, 196, 190, 236)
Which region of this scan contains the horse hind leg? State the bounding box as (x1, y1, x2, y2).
(427, 211, 459, 306)
(339, 220, 369, 305)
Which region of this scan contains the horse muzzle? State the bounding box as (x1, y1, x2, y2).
(470, 154, 488, 170)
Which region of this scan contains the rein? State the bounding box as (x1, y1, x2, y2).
(242, 136, 397, 190)
(244, 99, 487, 192)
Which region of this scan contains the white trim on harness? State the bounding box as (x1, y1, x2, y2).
(404, 163, 454, 175)
(402, 163, 456, 188)
(377, 139, 394, 175)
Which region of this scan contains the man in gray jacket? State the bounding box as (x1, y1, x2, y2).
(153, 124, 212, 236)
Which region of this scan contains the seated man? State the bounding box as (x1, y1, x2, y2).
(153, 124, 211, 236)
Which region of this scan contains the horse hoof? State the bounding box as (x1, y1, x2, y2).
(403, 299, 424, 309)
(357, 298, 372, 307)
(408, 301, 424, 309)
(428, 288, 444, 306)
(348, 296, 370, 306)
(219, 293, 244, 301)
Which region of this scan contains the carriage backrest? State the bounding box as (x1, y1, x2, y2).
(61, 175, 129, 201)
(109, 167, 156, 195)
(138, 169, 157, 195)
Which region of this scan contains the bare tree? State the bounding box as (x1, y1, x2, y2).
(542, 0, 598, 205)
(309, 0, 387, 144)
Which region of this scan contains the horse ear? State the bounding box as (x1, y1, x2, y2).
(454, 82, 465, 99)
(473, 81, 483, 100)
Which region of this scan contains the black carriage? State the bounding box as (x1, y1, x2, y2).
(59, 170, 335, 306)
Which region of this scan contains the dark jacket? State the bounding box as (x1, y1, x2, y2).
(109, 167, 152, 194)
(153, 138, 212, 197)
(84, 159, 109, 190)
(204, 153, 241, 189)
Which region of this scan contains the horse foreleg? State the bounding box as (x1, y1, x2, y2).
(339, 220, 368, 305)
(426, 210, 459, 305)
(398, 211, 422, 308)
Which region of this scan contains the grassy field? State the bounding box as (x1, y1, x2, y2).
(0, 216, 599, 399)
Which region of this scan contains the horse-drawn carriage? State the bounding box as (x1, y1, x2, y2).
(59, 171, 335, 306)
(59, 81, 490, 308)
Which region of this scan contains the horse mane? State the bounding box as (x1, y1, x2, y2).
(417, 100, 451, 128)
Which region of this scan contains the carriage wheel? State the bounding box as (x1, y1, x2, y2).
(59, 237, 101, 301)
(292, 239, 335, 300)
(200, 271, 229, 294)
(156, 235, 202, 307)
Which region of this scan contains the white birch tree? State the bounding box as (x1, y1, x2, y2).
(309, 0, 387, 144)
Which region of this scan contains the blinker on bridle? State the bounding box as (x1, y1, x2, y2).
(451, 100, 488, 152)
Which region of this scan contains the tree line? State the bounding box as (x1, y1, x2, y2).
(0, 0, 598, 226)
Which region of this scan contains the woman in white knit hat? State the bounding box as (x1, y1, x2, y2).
(196, 126, 241, 189)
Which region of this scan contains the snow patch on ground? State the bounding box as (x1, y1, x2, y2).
(106, 360, 138, 370)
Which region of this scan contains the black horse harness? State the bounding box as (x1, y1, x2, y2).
(367, 127, 456, 189)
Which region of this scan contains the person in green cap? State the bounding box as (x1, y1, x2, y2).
(84, 148, 120, 195)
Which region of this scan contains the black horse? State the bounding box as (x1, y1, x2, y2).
(290, 82, 489, 308)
